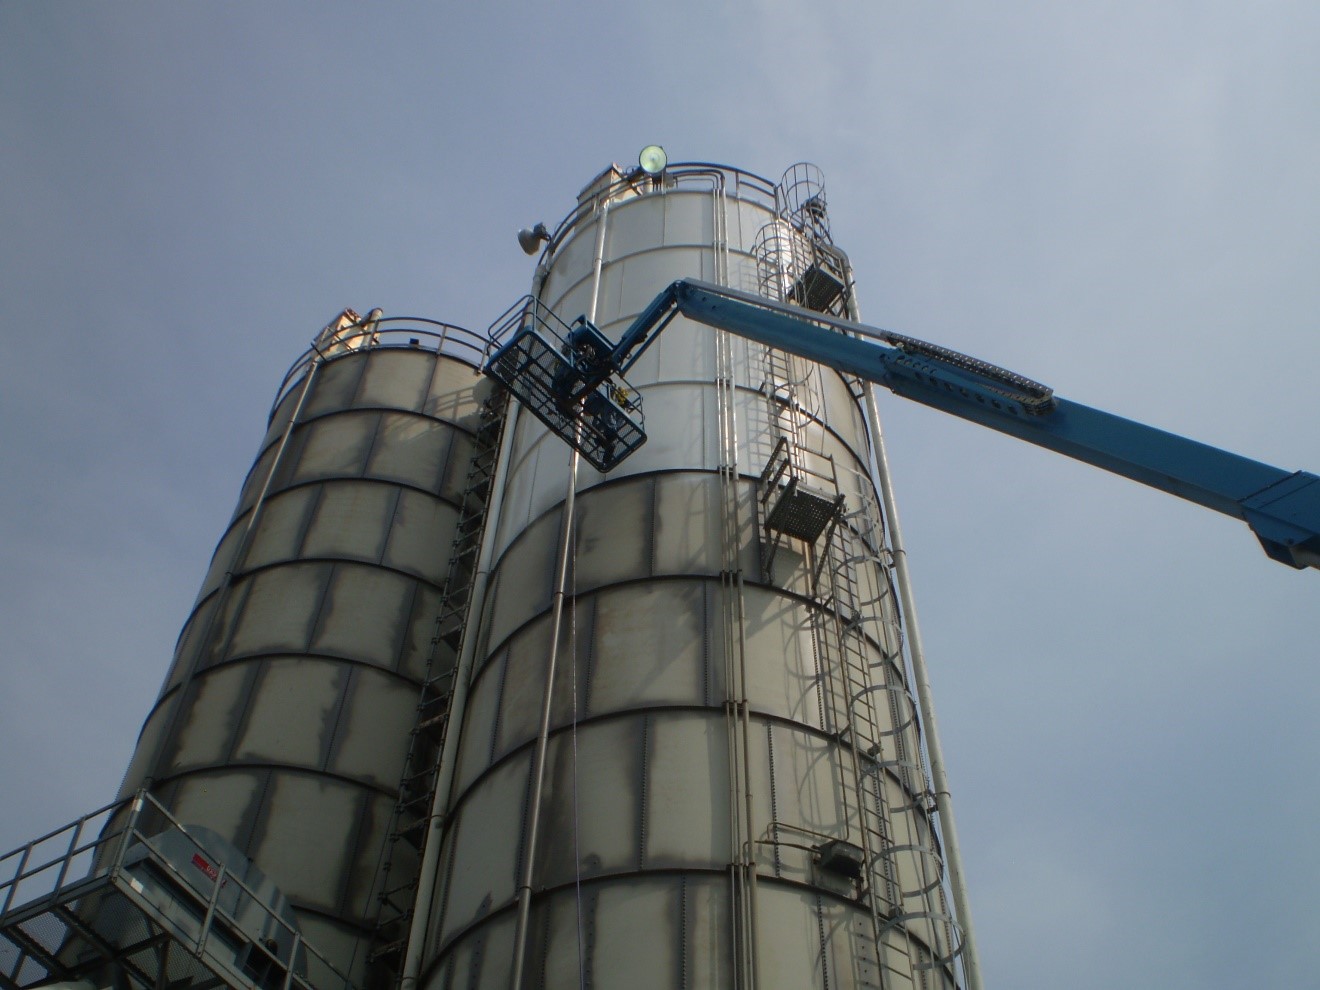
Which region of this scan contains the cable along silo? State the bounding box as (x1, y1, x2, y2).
(418, 163, 967, 989)
(107, 314, 499, 990)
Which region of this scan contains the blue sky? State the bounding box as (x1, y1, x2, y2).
(2, 3, 1317, 987)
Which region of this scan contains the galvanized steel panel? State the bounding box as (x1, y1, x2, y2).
(819, 369, 869, 448)
(366, 413, 452, 492)
(616, 248, 712, 328)
(235, 442, 280, 516)
(115, 691, 178, 798)
(608, 382, 716, 476)
(302, 353, 367, 419)
(344, 792, 402, 920)
(195, 515, 247, 603)
(652, 473, 722, 575)
(644, 713, 730, 867)
(452, 644, 506, 794)
(253, 772, 358, 909)
(234, 657, 344, 768)
(752, 884, 829, 990)
(311, 564, 413, 667)
(331, 668, 419, 786)
(529, 434, 574, 530)
(227, 564, 327, 656)
(438, 428, 477, 504)
(293, 411, 380, 481)
(533, 719, 641, 885)
(356, 349, 434, 412)
(571, 478, 650, 592)
(383, 489, 460, 585)
(168, 771, 264, 848)
(589, 879, 679, 990)
(489, 423, 542, 556)
(262, 382, 302, 451)
(484, 507, 559, 651)
(656, 316, 719, 383)
(590, 582, 708, 712)
(490, 616, 554, 764)
(430, 910, 515, 990)
(399, 584, 447, 681)
(168, 596, 216, 686)
(437, 753, 529, 944)
(295, 913, 366, 989)
(548, 216, 598, 289)
(547, 278, 595, 335)
(241, 485, 316, 570)
(663, 190, 718, 246)
(539, 889, 588, 988)
(302, 482, 396, 563)
(423, 361, 487, 425)
(603, 195, 664, 259)
(741, 590, 824, 732)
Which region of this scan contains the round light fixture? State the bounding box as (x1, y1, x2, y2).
(638, 144, 668, 176)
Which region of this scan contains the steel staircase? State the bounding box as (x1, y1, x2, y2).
(366, 391, 508, 988)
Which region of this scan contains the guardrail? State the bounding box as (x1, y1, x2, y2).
(0, 791, 354, 990)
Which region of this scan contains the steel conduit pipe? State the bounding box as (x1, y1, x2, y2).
(508, 197, 610, 989)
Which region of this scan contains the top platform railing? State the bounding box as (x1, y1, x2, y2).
(534, 162, 782, 262)
(269, 317, 488, 420)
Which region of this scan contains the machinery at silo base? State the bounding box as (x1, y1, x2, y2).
(2, 153, 1316, 990)
(0, 792, 345, 990)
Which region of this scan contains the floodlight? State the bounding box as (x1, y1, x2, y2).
(638, 145, 668, 177)
(517, 223, 551, 255)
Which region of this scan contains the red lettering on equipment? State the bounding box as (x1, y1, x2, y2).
(191, 852, 219, 881)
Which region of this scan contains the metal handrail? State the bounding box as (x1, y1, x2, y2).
(0, 791, 355, 990)
(269, 317, 487, 420)
(535, 163, 780, 263)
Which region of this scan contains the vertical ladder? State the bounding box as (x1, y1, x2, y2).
(815, 518, 896, 990)
(367, 391, 508, 986)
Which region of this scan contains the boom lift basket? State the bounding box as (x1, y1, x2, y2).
(485, 298, 645, 472)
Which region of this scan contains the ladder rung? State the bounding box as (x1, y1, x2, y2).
(369, 939, 408, 963)
(417, 713, 449, 734)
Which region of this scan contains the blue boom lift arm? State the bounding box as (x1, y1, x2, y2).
(484, 278, 1320, 570)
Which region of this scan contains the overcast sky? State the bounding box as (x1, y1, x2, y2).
(2, 3, 1317, 988)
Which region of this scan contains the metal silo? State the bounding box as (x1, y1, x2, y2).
(414, 162, 971, 989)
(101, 313, 499, 989)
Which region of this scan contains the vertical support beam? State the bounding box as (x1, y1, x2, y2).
(846, 274, 983, 990)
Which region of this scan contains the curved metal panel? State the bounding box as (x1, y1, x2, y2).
(423, 166, 958, 989)
(114, 339, 496, 984)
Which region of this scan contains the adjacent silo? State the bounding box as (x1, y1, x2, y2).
(112, 313, 495, 988)
(416, 163, 966, 989)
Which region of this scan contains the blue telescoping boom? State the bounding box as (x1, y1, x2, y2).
(484, 278, 1320, 570)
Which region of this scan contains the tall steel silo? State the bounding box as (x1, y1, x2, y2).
(105, 313, 498, 989)
(413, 162, 971, 990)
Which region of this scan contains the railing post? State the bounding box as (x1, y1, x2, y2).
(196, 863, 227, 957)
(50, 815, 85, 895)
(1, 843, 32, 915)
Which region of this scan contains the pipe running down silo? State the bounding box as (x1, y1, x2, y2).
(418, 162, 972, 989)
